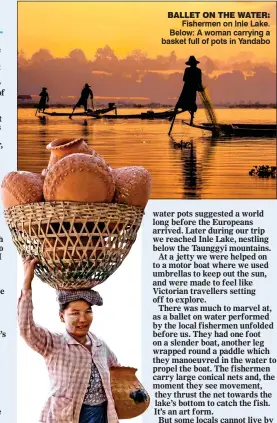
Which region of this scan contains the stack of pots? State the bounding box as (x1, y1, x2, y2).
(2, 137, 151, 209)
(1, 138, 151, 289)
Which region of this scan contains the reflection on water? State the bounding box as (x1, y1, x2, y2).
(18, 108, 276, 199)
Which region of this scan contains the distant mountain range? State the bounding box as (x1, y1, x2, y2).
(18, 48, 276, 105)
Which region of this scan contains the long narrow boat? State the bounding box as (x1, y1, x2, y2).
(40, 103, 117, 117)
(183, 121, 276, 138)
(102, 109, 183, 120)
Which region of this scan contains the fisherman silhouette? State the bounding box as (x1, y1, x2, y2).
(37, 87, 49, 113)
(70, 83, 94, 118)
(174, 56, 203, 126)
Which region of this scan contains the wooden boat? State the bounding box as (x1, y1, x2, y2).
(183, 121, 276, 138)
(102, 109, 183, 120)
(40, 103, 117, 117)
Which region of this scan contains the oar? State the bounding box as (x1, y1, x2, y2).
(168, 110, 177, 135)
(69, 106, 75, 119)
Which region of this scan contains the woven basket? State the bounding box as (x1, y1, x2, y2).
(110, 367, 150, 419)
(4, 202, 144, 289)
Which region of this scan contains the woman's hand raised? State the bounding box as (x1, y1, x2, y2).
(22, 256, 38, 290)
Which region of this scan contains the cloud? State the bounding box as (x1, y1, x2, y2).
(18, 47, 276, 104)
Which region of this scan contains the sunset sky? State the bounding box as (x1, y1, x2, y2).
(18, 2, 276, 62)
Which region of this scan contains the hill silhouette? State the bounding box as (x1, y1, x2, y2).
(18, 47, 276, 105)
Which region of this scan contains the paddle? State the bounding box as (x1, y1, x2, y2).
(168, 109, 177, 135)
(69, 103, 76, 119)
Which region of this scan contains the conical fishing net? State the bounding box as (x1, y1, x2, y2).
(199, 87, 217, 125)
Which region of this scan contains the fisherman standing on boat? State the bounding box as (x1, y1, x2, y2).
(174, 56, 203, 125)
(70, 83, 94, 118)
(37, 87, 49, 113)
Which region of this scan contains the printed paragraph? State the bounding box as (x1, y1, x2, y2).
(0, 46, 3, 151)
(0, 235, 6, 341)
(142, 204, 277, 423)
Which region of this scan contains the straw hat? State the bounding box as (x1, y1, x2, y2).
(186, 56, 200, 65)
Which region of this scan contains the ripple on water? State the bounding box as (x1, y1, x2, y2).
(17, 108, 276, 199)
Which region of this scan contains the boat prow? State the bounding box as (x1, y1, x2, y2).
(39, 103, 117, 117)
(183, 121, 276, 138)
(102, 109, 183, 120)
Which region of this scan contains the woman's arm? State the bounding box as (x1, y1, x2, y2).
(18, 257, 60, 358)
(22, 256, 36, 290)
(104, 342, 120, 367)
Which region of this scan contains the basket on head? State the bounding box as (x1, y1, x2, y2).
(4, 201, 144, 290)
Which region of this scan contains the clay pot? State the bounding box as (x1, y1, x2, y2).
(43, 234, 103, 261)
(108, 222, 125, 232)
(110, 367, 150, 419)
(112, 166, 151, 208)
(1, 171, 44, 209)
(46, 138, 93, 169)
(17, 221, 105, 262)
(43, 221, 106, 261)
(43, 153, 115, 203)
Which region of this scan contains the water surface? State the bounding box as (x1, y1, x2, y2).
(18, 108, 276, 199)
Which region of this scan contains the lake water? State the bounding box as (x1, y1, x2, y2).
(18, 107, 276, 199)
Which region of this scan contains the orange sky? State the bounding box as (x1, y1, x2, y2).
(18, 2, 276, 62)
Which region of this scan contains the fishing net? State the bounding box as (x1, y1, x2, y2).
(199, 87, 218, 125)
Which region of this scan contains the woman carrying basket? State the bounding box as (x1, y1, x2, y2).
(18, 256, 120, 423)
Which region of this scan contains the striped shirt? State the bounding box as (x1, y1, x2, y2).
(18, 290, 120, 423)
